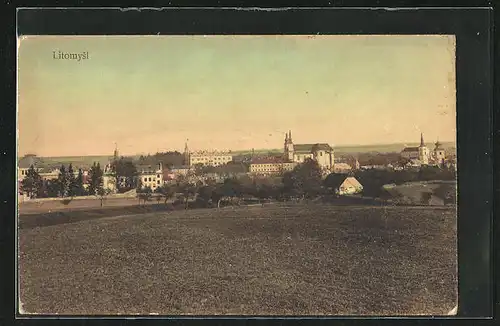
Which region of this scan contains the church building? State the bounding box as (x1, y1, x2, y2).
(283, 130, 335, 172)
(248, 130, 335, 176)
(401, 133, 447, 166)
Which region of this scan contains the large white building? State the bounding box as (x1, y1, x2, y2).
(137, 163, 164, 191)
(249, 130, 335, 176)
(248, 157, 297, 176)
(187, 149, 233, 167)
(283, 130, 335, 172)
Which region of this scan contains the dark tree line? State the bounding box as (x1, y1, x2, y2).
(21, 162, 108, 199)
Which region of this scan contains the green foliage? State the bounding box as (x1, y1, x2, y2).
(45, 180, 60, 198)
(111, 158, 138, 191)
(72, 169, 86, 196)
(66, 164, 78, 197)
(283, 159, 323, 199)
(88, 162, 104, 196)
(418, 165, 455, 181)
(57, 164, 71, 197)
(20, 165, 44, 199)
(197, 185, 216, 206)
(156, 184, 177, 204)
(137, 186, 153, 205)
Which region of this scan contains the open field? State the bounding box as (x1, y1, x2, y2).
(18, 203, 457, 316)
(19, 197, 146, 215)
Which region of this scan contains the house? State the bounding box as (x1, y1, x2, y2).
(325, 174, 363, 196)
(137, 163, 163, 191)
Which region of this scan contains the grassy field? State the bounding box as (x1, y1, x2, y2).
(18, 203, 457, 316)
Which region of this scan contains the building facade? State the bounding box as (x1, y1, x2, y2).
(283, 130, 335, 172)
(137, 163, 164, 191)
(183, 141, 233, 167)
(249, 157, 297, 176)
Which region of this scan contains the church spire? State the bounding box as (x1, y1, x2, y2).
(289, 130, 292, 142)
(183, 139, 190, 166)
(113, 142, 119, 160)
(420, 133, 425, 147)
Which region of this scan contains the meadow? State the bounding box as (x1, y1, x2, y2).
(18, 203, 457, 316)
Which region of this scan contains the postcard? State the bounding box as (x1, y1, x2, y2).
(17, 35, 457, 316)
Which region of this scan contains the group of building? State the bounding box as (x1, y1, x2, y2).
(18, 131, 452, 198)
(400, 133, 447, 167)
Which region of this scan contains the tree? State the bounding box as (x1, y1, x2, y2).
(220, 178, 243, 205)
(136, 177, 143, 192)
(178, 182, 200, 209)
(255, 184, 274, 203)
(20, 165, 43, 199)
(111, 158, 138, 192)
(67, 164, 78, 197)
(137, 186, 153, 205)
(57, 164, 71, 197)
(88, 162, 104, 196)
(44, 180, 59, 198)
(71, 169, 85, 196)
(97, 187, 111, 207)
(211, 184, 225, 208)
(157, 184, 177, 205)
(283, 159, 323, 200)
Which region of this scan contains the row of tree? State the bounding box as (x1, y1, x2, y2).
(21, 162, 108, 199)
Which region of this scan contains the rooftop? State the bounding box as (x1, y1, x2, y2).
(294, 143, 333, 153)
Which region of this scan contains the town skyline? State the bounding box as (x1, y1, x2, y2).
(18, 35, 456, 157)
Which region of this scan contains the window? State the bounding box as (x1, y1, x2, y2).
(157, 174, 160, 178)
(144, 177, 147, 182)
(320, 152, 323, 156)
(149, 177, 152, 182)
(157, 180, 160, 184)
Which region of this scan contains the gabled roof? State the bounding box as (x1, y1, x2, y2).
(137, 164, 162, 173)
(325, 174, 362, 189)
(343, 177, 363, 189)
(294, 143, 333, 153)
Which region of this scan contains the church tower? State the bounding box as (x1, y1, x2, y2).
(183, 140, 190, 166)
(418, 133, 429, 164)
(284, 130, 294, 162)
(113, 143, 119, 162)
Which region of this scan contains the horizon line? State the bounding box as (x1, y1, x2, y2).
(19, 140, 456, 158)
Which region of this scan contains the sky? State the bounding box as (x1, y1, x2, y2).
(17, 35, 456, 157)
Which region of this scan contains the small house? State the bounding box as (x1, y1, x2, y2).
(325, 174, 364, 196)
